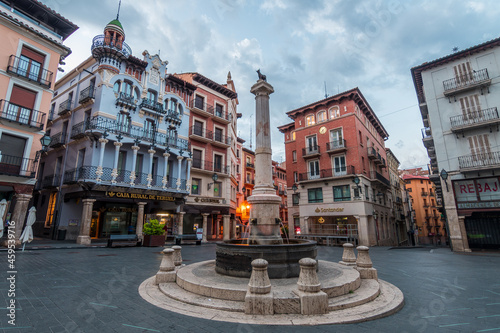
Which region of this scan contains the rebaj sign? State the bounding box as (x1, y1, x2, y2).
(454, 177, 500, 209)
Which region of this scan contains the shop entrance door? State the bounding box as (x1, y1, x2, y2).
(90, 211, 100, 239)
(465, 212, 500, 249)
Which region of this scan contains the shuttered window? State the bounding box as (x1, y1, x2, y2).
(454, 62, 474, 84)
(7, 85, 37, 124)
(459, 95, 481, 119)
(468, 134, 491, 160)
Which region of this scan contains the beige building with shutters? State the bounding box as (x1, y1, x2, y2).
(411, 36, 500, 252)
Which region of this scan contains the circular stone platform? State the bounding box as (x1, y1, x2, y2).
(139, 260, 404, 325)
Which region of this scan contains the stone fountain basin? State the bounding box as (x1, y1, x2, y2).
(215, 239, 317, 278)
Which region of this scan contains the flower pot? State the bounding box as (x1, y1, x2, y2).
(143, 234, 165, 247)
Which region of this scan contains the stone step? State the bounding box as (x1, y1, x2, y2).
(159, 282, 245, 312)
(328, 279, 380, 311)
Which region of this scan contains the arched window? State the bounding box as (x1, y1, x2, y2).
(291, 131, 296, 141)
(147, 90, 157, 102)
(317, 110, 326, 123)
(144, 119, 156, 140)
(113, 81, 121, 94)
(329, 106, 340, 119)
(123, 81, 133, 97)
(306, 114, 315, 126)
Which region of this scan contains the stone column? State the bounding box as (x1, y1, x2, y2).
(244, 259, 273, 315)
(293, 258, 328, 315)
(223, 214, 231, 240)
(355, 246, 378, 280)
(201, 213, 209, 242)
(12, 193, 32, 243)
(136, 202, 147, 241)
(76, 198, 96, 245)
(162, 152, 170, 190)
(155, 248, 176, 285)
(96, 138, 108, 182)
(247, 78, 282, 245)
(172, 245, 182, 267)
(185, 157, 192, 192)
(357, 215, 371, 246)
(111, 141, 122, 184)
(176, 155, 183, 190)
(177, 211, 185, 235)
(147, 148, 156, 188)
(130, 145, 140, 185)
(301, 216, 309, 235)
(457, 216, 471, 252)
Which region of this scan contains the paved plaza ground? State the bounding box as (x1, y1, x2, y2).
(1, 241, 500, 332)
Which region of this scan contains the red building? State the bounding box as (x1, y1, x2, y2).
(278, 88, 395, 246)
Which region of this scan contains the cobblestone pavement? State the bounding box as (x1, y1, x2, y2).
(1, 243, 500, 332)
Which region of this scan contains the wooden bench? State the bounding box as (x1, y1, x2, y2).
(174, 234, 201, 245)
(107, 234, 140, 247)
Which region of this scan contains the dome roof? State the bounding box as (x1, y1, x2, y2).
(105, 18, 125, 36)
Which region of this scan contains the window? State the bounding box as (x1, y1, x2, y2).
(236, 149, 240, 158)
(306, 135, 318, 153)
(365, 185, 369, 200)
(308, 160, 320, 179)
(192, 149, 202, 168)
(214, 127, 223, 143)
(214, 154, 223, 173)
(306, 114, 315, 126)
(147, 90, 157, 102)
(0, 133, 26, 170)
(214, 182, 222, 197)
(329, 128, 343, 149)
(468, 134, 491, 160)
(291, 131, 296, 141)
(113, 81, 121, 94)
(333, 185, 351, 202)
(144, 119, 155, 140)
(193, 120, 203, 136)
(292, 193, 300, 206)
(117, 112, 131, 133)
(359, 131, 363, 145)
(215, 104, 223, 118)
(294, 171, 298, 183)
(454, 61, 474, 85)
(192, 178, 201, 195)
(123, 81, 133, 97)
(308, 188, 323, 203)
(76, 149, 85, 169)
(195, 95, 204, 110)
(135, 154, 144, 174)
(292, 150, 297, 162)
(329, 106, 340, 119)
(333, 155, 346, 176)
(7, 85, 37, 125)
(45, 192, 57, 228)
(317, 110, 326, 123)
(19, 46, 45, 81)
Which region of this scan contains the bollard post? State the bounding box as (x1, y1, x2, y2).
(244, 259, 273, 314)
(155, 248, 176, 285)
(293, 258, 328, 315)
(172, 245, 182, 267)
(355, 246, 378, 280)
(339, 243, 357, 266)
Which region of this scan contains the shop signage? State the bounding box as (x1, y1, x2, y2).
(194, 197, 221, 204)
(105, 191, 176, 201)
(315, 207, 344, 213)
(454, 178, 500, 203)
(318, 217, 325, 224)
(457, 201, 500, 209)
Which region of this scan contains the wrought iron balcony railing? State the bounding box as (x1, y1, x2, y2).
(246, 162, 254, 169)
(49, 132, 66, 148)
(189, 125, 213, 140)
(450, 107, 500, 130)
(91, 34, 132, 58)
(326, 139, 346, 151)
(190, 98, 214, 115)
(298, 166, 355, 181)
(116, 92, 137, 109)
(58, 99, 72, 115)
(79, 86, 95, 104)
(369, 171, 390, 187)
(458, 151, 500, 170)
(213, 131, 231, 146)
(0, 154, 36, 177)
(41, 174, 60, 188)
(302, 145, 320, 158)
(443, 68, 490, 94)
(191, 158, 229, 174)
(0, 99, 45, 129)
(139, 98, 165, 114)
(7, 55, 53, 88)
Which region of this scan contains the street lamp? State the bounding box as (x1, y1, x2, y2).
(440, 169, 449, 192)
(40, 134, 52, 151)
(207, 173, 218, 190)
(292, 184, 298, 193)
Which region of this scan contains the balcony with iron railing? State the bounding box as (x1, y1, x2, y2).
(164, 109, 182, 125)
(7, 55, 53, 88)
(191, 158, 229, 174)
(213, 131, 231, 147)
(302, 145, 321, 159)
(244, 178, 255, 186)
(190, 98, 214, 116)
(326, 139, 347, 153)
(62, 166, 186, 192)
(367, 147, 385, 166)
(246, 162, 255, 169)
(298, 166, 355, 181)
(458, 151, 500, 171)
(421, 127, 434, 148)
(91, 34, 132, 59)
(189, 125, 213, 142)
(79, 86, 95, 104)
(0, 100, 45, 130)
(115, 92, 137, 110)
(85, 116, 188, 150)
(443, 68, 491, 96)
(421, 191, 429, 197)
(41, 174, 60, 188)
(0, 154, 36, 177)
(58, 99, 72, 115)
(49, 132, 66, 148)
(139, 98, 165, 114)
(450, 107, 500, 132)
(369, 171, 390, 187)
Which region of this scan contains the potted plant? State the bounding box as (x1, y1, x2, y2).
(142, 219, 165, 247)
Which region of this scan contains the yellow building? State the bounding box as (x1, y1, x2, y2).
(403, 175, 447, 245)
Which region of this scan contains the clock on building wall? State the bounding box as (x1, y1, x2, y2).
(319, 126, 327, 134)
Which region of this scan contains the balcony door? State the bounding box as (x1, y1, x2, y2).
(308, 160, 320, 180)
(8, 85, 37, 125)
(306, 135, 318, 154)
(0, 133, 26, 175)
(459, 95, 481, 122)
(468, 134, 492, 164)
(333, 155, 347, 176)
(329, 128, 343, 149)
(192, 149, 202, 169)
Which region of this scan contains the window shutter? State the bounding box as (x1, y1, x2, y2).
(10, 85, 36, 109)
(21, 46, 45, 64)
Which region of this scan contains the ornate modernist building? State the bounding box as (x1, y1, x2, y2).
(412, 36, 500, 251)
(35, 16, 193, 243)
(0, 0, 77, 243)
(278, 88, 395, 246)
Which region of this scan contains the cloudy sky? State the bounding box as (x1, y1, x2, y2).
(44, 0, 499, 169)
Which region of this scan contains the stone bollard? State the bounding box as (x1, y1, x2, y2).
(172, 245, 183, 267)
(155, 248, 176, 285)
(293, 258, 328, 315)
(355, 246, 378, 280)
(244, 259, 273, 315)
(339, 243, 356, 266)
